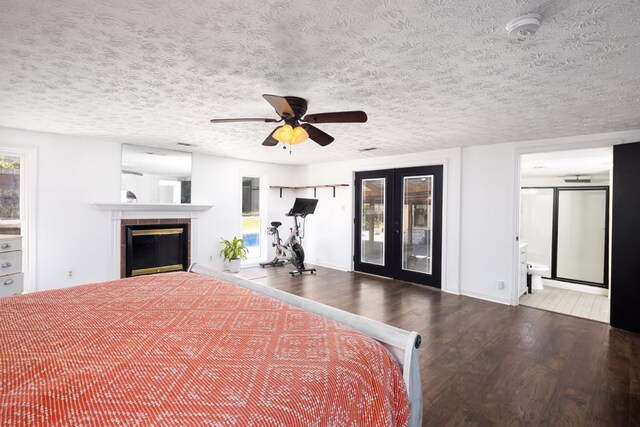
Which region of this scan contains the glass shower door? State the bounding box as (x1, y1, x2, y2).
(556, 189, 608, 285)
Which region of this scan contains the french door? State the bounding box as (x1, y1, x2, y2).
(354, 165, 443, 288)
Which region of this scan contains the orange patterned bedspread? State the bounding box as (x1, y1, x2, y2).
(1, 272, 409, 426)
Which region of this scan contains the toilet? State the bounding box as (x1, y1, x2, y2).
(527, 263, 549, 291)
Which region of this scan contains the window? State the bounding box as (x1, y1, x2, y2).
(0, 155, 21, 235)
(242, 177, 260, 259)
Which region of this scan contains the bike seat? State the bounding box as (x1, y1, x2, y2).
(270, 221, 282, 227)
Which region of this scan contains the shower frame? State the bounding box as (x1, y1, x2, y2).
(521, 185, 610, 289)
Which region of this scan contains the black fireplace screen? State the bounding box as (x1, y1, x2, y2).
(125, 224, 188, 277)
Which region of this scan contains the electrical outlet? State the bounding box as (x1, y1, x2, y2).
(67, 270, 74, 279)
(497, 280, 505, 289)
(209, 255, 213, 261)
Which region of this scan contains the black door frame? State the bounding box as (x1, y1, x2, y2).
(354, 165, 443, 288)
(353, 169, 394, 278)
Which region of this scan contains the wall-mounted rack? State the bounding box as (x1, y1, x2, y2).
(270, 184, 349, 198)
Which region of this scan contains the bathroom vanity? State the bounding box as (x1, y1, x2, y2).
(519, 243, 528, 296)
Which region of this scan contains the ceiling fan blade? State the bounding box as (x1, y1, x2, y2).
(302, 110, 368, 124)
(210, 118, 280, 123)
(301, 124, 334, 146)
(262, 127, 280, 146)
(262, 94, 295, 118)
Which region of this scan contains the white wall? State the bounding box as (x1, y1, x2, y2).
(185, 153, 299, 270)
(459, 142, 518, 304)
(459, 129, 640, 305)
(300, 129, 640, 306)
(5, 123, 640, 307)
(299, 148, 462, 295)
(121, 172, 160, 203)
(0, 126, 299, 290)
(0, 127, 120, 291)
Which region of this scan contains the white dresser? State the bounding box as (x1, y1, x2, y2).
(0, 235, 23, 296)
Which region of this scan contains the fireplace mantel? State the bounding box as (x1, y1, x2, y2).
(93, 203, 213, 212)
(95, 202, 212, 278)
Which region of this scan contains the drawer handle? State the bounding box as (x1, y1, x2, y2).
(3, 279, 13, 286)
(1, 243, 11, 249)
(1, 262, 11, 268)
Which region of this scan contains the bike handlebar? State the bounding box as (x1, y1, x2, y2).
(285, 212, 307, 218)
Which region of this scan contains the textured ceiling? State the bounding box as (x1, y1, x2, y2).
(1, 1, 639, 165)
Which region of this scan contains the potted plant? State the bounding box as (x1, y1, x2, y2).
(220, 237, 248, 273)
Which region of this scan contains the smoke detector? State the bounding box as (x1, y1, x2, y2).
(506, 12, 543, 39)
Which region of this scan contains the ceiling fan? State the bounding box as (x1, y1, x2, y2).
(209, 94, 367, 147)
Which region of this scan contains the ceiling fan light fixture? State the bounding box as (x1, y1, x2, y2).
(211, 94, 365, 149)
(272, 124, 308, 145)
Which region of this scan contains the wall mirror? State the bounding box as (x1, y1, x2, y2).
(121, 144, 192, 204)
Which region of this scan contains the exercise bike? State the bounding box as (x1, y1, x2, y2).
(259, 198, 318, 276)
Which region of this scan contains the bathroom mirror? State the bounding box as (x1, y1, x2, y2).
(120, 144, 192, 204)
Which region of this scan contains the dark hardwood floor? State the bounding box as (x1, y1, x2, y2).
(238, 264, 640, 426)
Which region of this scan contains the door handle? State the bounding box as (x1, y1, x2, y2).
(3, 279, 13, 285)
(1, 243, 11, 249)
(1, 262, 11, 268)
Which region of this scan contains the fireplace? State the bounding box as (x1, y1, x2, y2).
(121, 219, 190, 278)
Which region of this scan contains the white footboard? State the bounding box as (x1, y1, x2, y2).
(188, 264, 423, 427)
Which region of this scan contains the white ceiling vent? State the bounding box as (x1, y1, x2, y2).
(506, 12, 543, 39)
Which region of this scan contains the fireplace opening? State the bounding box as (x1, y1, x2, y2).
(125, 223, 189, 277)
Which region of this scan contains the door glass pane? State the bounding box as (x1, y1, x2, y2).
(361, 178, 385, 265)
(520, 188, 554, 272)
(0, 155, 21, 235)
(242, 177, 260, 259)
(402, 175, 433, 274)
(556, 189, 607, 283)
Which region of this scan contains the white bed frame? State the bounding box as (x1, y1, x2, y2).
(189, 264, 423, 427)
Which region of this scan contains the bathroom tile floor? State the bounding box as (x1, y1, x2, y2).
(519, 286, 610, 323)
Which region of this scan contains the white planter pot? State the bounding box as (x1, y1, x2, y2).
(229, 259, 241, 273)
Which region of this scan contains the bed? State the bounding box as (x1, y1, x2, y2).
(0, 264, 422, 426)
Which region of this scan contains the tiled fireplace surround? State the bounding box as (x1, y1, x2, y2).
(119, 218, 191, 278)
(93, 203, 212, 280)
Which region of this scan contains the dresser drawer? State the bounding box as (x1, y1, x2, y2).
(0, 272, 23, 296)
(0, 251, 21, 276)
(0, 237, 21, 254)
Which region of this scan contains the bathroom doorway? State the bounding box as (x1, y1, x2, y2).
(517, 147, 612, 323)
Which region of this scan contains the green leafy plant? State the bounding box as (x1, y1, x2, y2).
(219, 237, 249, 261)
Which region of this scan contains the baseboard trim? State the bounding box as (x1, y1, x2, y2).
(441, 287, 460, 296)
(308, 261, 350, 272)
(459, 289, 511, 306)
